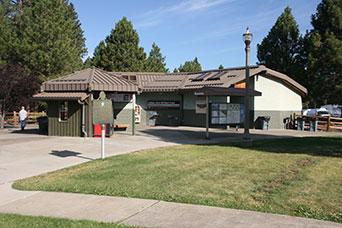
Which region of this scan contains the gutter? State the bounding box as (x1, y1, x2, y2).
(78, 99, 88, 138)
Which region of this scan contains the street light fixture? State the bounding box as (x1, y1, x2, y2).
(243, 27, 252, 141)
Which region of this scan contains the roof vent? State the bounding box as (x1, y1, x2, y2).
(129, 75, 137, 81)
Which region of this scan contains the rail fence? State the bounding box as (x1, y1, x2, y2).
(2, 111, 46, 126)
(289, 114, 342, 132)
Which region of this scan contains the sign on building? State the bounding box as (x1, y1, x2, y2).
(196, 96, 207, 114)
(147, 101, 180, 109)
(135, 105, 141, 123)
(110, 93, 132, 102)
(93, 92, 114, 124)
(227, 104, 241, 123)
(211, 103, 244, 125)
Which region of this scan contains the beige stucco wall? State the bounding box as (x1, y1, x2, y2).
(253, 75, 302, 111)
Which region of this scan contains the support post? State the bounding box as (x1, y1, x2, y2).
(101, 124, 105, 159)
(242, 27, 252, 143)
(0, 111, 4, 129)
(205, 95, 209, 139)
(327, 116, 331, 132)
(13, 111, 18, 126)
(132, 93, 136, 136)
(180, 94, 184, 125)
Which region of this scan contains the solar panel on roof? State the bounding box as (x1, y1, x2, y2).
(207, 72, 226, 80)
(192, 73, 209, 81)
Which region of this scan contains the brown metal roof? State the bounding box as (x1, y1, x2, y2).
(41, 68, 139, 92)
(118, 65, 307, 96)
(32, 92, 88, 101)
(39, 65, 307, 96)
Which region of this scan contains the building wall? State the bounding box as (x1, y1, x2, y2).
(253, 75, 303, 128)
(136, 92, 232, 128)
(113, 101, 134, 134)
(136, 92, 182, 127)
(254, 110, 301, 129)
(86, 96, 93, 137)
(182, 92, 228, 127)
(47, 101, 82, 137)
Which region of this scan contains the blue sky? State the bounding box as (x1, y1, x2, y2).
(70, 0, 321, 71)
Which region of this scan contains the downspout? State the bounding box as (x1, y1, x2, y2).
(78, 99, 87, 137)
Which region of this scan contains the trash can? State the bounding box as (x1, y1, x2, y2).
(168, 115, 179, 126)
(37, 116, 48, 134)
(147, 111, 158, 126)
(93, 124, 112, 137)
(255, 116, 271, 130)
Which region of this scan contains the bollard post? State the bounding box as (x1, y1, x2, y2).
(101, 124, 105, 159)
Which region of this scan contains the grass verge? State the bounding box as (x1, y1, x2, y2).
(0, 213, 132, 228)
(14, 137, 342, 223)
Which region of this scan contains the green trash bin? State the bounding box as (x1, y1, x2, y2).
(37, 116, 48, 134)
(255, 116, 271, 130)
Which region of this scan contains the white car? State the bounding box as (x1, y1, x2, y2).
(303, 108, 331, 117)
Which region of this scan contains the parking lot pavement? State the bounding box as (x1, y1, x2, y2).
(0, 129, 178, 184)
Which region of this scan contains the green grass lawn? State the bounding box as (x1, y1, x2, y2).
(14, 137, 342, 223)
(0, 213, 131, 228)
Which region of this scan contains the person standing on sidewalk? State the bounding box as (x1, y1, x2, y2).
(19, 106, 28, 131)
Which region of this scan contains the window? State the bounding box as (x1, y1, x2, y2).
(59, 101, 68, 122)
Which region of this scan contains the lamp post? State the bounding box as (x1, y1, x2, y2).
(243, 27, 252, 141)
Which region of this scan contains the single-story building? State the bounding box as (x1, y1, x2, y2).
(33, 65, 307, 137)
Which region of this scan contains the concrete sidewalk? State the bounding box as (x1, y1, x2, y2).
(0, 128, 341, 227)
(0, 183, 340, 228)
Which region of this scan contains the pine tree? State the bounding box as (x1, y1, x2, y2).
(12, 0, 87, 80)
(0, 0, 16, 64)
(178, 57, 202, 72)
(91, 41, 105, 68)
(92, 17, 146, 72)
(145, 42, 167, 72)
(257, 7, 304, 84)
(83, 57, 93, 68)
(218, 64, 224, 70)
(305, 0, 342, 106)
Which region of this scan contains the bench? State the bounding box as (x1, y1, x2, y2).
(114, 124, 129, 130)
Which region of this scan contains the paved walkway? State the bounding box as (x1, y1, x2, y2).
(0, 127, 341, 227)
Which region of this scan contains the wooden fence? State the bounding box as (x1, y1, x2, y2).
(3, 111, 46, 126)
(324, 116, 342, 131)
(290, 114, 342, 132)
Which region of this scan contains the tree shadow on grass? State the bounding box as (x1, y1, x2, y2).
(229, 137, 342, 158)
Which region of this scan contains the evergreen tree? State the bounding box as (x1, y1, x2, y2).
(145, 42, 167, 72)
(178, 57, 202, 72)
(12, 0, 87, 80)
(218, 64, 224, 70)
(92, 17, 146, 72)
(90, 41, 105, 67)
(257, 7, 304, 84)
(0, 0, 16, 64)
(305, 0, 342, 106)
(83, 57, 93, 68)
